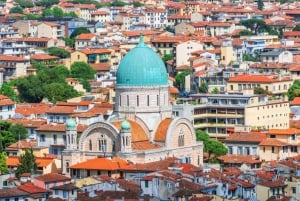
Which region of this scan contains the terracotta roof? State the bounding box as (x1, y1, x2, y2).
(30, 54, 58, 60)
(70, 157, 134, 170)
(135, 157, 178, 171)
(34, 173, 70, 183)
(36, 157, 54, 167)
(46, 105, 76, 114)
(291, 97, 300, 105)
(131, 140, 161, 150)
(0, 187, 29, 198)
(76, 33, 96, 40)
(15, 103, 51, 117)
(268, 128, 300, 135)
(7, 119, 46, 128)
(259, 178, 286, 188)
(18, 182, 50, 193)
(169, 86, 179, 94)
(5, 140, 37, 151)
(92, 11, 109, 15)
(154, 118, 173, 142)
(228, 74, 291, 83)
(79, 48, 111, 55)
(36, 123, 87, 133)
(111, 120, 148, 142)
(0, 54, 29, 61)
(218, 154, 261, 164)
(6, 156, 19, 167)
(224, 132, 266, 143)
(90, 63, 111, 71)
(122, 30, 160, 37)
(259, 138, 288, 146)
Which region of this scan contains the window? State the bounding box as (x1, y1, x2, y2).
(53, 134, 57, 144)
(178, 129, 184, 147)
(66, 162, 69, 173)
(228, 146, 233, 154)
(137, 96, 139, 107)
(147, 95, 150, 106)
(292, 187, 296, 194)
(127, 95, 129, 106)
(270, 135, 276, 138)
(291, 146, 298, 152)
(89, 139, 92, 151)
(55, 190, 59, 195)
(63, 190, 67, 198)
(272, 146, 275, 153)
(40, 134, 45, 142)
(145, 181, 149, 188)
(98, 138, 107, 152)
(291, 134, 296, 140)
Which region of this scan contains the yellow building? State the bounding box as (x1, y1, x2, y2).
(259, 128, 300, 161)
(227, 74, 293, 96)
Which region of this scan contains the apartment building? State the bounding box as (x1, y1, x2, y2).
(173, 94, 290, 138)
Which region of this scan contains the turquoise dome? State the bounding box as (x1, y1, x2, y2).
(121, 120, 131, 131)
(116, 34, 168, 86)
(66, 118, 76, 130)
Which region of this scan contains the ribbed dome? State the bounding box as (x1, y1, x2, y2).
(121, 120, 131, 131)
(116, 34, 168, 86)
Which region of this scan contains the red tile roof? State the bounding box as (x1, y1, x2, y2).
(18, 182, 50, 193)
(34, 173, 70, 183)
(111, 120, 148, 142)
(228, 74, 291, 83)
(267, 128, 300, 135)
(225, 132, 266, 143)
(70, 157, 134, 170)
(218, 154, 261, 164)
(0, 54, 29, 61)
(30, 54, 58, 60)
(154, 118, 173, 142)
(76, 33, 96, 40)
(131, 141, 161, 150)
(259, 138, 288, 146)
(36, 123, 87, 133)
(46, 105, 76, 114)
(5, 140, 37, 151)
(291, 97, 300, 105)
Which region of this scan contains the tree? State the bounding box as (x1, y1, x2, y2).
(196, 130, 228, 161)
(70, 27, 91, 39)
(53, 65, 70, 78)
(254, 86, 271, 95)
(46, 47, 70, 58)
(243, 53, 258, 62)
(288, 80, 300, 101)
(70, 62, 95, 80)
(36, 0, 59, 8)
(0, 121, 28, 152)
(238, 29, 253, 37)
(111, 0, 126, 6)
(9, 6, 23, 14)
(199, 83, 208, 93)
(17, 75, 45, 103)
(15, 149, 37, 178)
(0, 152, 9, 175)
(162, 54, 173, 62)
(42, 8, 53, 17)
(15, 0, 34, 8)
(0, 82, 19, 102)
(44, 82, 79, 103)
(240, 19, 271, 35)
(132, 1, 143, 7)
(175, 70, 190, 91)
(211, 87, 219, 94)
(79, 78, 91, 92)
(293, 24, 300, 31)
(257, 0, 264, 10)
(62, 37, 75, 48)
(52, 7, 64, 18)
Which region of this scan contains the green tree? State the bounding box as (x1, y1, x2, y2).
(196, 130, 227, 161)
(53, 65, 70, 78)
(288, 80, 300, 101)
(239, 29, 253, 36)
(0, 121, 28, 152)
(25, 14, 42, 20)
(254, 86, 271, 95)
(132, 1, 143, 7)
(162, 54, 173, 62)
(70, 62, 95, 80)
(15, 0, 34, 8)
(293, 24, 300, 31)
(111, 0, 126, 6)
(79, 78, 91, 92)
(243, 53, 258, 62)
(257, 0, 264, 10)
(46, 47, 70, 58)
(211, 87, 219, 94)
(17, 75, 45, 103)
(62, 37, 75, 48)
(0, 152, 9, 175)
(240, 19, 271, 35)
(9, 6, 24, 14)
(70, 27, 91, 39)
(175, 69, 190, 91)
(42, 8, 53, 17)
(0, 82, 19, 102)
(15, 149, 37, 178)
(52, 6, 64, 18)
(43, 82, 79, 103)
(199, 83, 208, 93)
(36, 0, 59, 8)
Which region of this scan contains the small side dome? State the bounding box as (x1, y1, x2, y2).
(66, 118, 76, 130)
(121, 120, 131, 131)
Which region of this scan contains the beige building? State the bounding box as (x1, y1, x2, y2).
(175, 40, 204, 67)
(240, 35, 280, 46)
(62, 35, 203, 177)
(115, 12, 146, 31)
(91, 10, 110, 23)
(227, 74, 293, 96)
(173, 94, 290, 138)
(37, 22, 62, 39)
(220, 40, 236, 66)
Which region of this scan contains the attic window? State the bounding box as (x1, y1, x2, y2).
(270, 135, 276, 138)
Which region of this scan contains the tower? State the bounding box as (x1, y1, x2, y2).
(120, 120, 131, 153)
(66, 118, 77, 150)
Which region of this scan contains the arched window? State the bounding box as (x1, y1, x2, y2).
(137, 95, 139, 107)
(147, 95, 150, 106)
(89, 139, 92, 151)
(178, 129, 184, 147)
(66, 162, 69, 173)
(99, 136, 107, 152)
